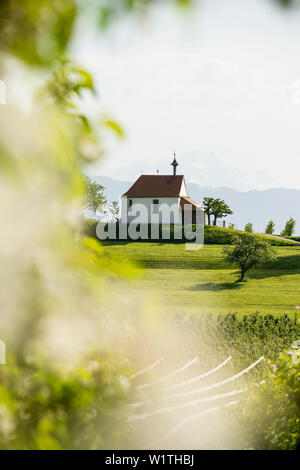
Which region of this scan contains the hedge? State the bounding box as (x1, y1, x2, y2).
(82, 219, 295, 246)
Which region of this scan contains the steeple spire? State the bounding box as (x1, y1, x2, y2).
(171, 149, 178, 177)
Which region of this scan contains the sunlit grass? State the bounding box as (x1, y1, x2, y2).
(103, 243, 300, 316)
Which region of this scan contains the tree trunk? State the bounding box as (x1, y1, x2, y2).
(213, 216, 217, 225)
(207, 214, 211, 225)
(239, 270, 245, 281)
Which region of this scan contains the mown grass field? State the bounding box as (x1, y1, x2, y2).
(103, 242, 300, 316)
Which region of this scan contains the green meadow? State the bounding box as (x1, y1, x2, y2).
(103, 242, 300, 316)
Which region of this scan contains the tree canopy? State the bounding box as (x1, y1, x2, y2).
(202, 197, 233, 226)
(224, 234, 277, 281)
(265, 220, 275, 234)
(84, 177, 107, 216)
(281, 217, 296, 237)
(245, 222, 254, 233)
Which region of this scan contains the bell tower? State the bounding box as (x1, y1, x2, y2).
(171, 149, 179, 177)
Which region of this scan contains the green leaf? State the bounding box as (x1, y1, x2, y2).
(103, 119, 124, 138)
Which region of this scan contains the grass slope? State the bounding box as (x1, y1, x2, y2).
(84, 219, 296, 246)
(103, 242, 300, 316)
(204, 225, 297, 246)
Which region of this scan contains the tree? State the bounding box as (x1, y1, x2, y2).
(84, 176, 107, 217)
(224, 234, 277, 282)
(211, 198, 233, 226)
(202, 197, 233, 226)
(281, 217, 296, 237)
(109, 200, 120, 222)
(202, 197, 214, 225)
(265, 220, 275, 235)
(245, 223, 254, 233)
(228, 223, 235, 229)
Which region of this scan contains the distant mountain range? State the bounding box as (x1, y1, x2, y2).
(91, 175, 300, 234)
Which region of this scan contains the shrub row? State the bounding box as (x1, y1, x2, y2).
(172, 312, 300, 369)
(171, 312, 300, 449)
(286, 235, 300, 242)
(82, 219, 295, 246)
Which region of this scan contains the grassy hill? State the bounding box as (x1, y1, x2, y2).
(103, 242, 300, 316)
(84, 219, 297, 246)
(204, 225, 297, 246)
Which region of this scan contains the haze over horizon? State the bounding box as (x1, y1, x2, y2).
(74, 0, 300, 192)
(88, 174, 300, 233)
(87, 169, 300, 193)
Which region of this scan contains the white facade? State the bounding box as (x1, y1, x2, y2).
(121, 179, 189, 224)
(121, 196, 181, 224)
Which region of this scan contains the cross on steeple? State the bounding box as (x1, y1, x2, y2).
(171, 149, 179, 177)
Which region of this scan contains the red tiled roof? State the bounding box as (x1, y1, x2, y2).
(123, 175, 185, 197)
(180, 197, 203, 210)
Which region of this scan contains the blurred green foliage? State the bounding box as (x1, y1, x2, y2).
(276, 0, 295, 6)
(0, 0, 294, 68)
(0, 0, 195, 68)
(0, 0, 299, 451)
(0, 0, 77, 66)
(0, 354, 132, 449)
(0, 102, 139, 448)
(37, 59, 95, 108)
(97, 0, 194, 29)
(239, 347, 300, 449)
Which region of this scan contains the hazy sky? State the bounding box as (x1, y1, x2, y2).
(73, 0, 300, 191)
